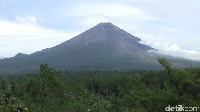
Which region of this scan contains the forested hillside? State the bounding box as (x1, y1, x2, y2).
(0, 58, 200, 112)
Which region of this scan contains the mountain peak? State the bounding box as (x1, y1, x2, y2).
(96, 22, 120, 29)
(98, 22, 113, 25)
(62, 22, 152, 51)
(41, 22, 154, 55)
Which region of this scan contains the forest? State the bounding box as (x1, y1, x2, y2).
(0, 58, 200, 112)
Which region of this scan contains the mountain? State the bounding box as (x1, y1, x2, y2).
(0, 22, 199, 73)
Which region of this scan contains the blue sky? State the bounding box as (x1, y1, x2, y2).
(0, 0, 200, 60)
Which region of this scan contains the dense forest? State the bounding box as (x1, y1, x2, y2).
(0, 58, 200, 112)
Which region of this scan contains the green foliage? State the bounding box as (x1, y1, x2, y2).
(158, 57, 172, 71)
(0, 59, 199, 111)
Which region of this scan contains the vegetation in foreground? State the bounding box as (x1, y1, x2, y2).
(0, 58, 200, 112)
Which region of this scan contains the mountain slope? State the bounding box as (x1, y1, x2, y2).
(0, 22, 199, 73)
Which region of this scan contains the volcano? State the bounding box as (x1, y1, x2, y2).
(0, 22, 198, 73)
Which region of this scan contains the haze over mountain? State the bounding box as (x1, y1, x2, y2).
(0, 22, 199, 73)
(0, 56, 4, 59)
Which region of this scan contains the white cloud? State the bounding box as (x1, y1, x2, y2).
(140, 41, 200, 60)
(16, 15, 38, 24)
(71, 3, 158, 21)
(28, 16, 38, 23)
(0, 18, 78, 57)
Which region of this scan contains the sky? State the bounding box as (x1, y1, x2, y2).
(0, 0, 200, 60)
